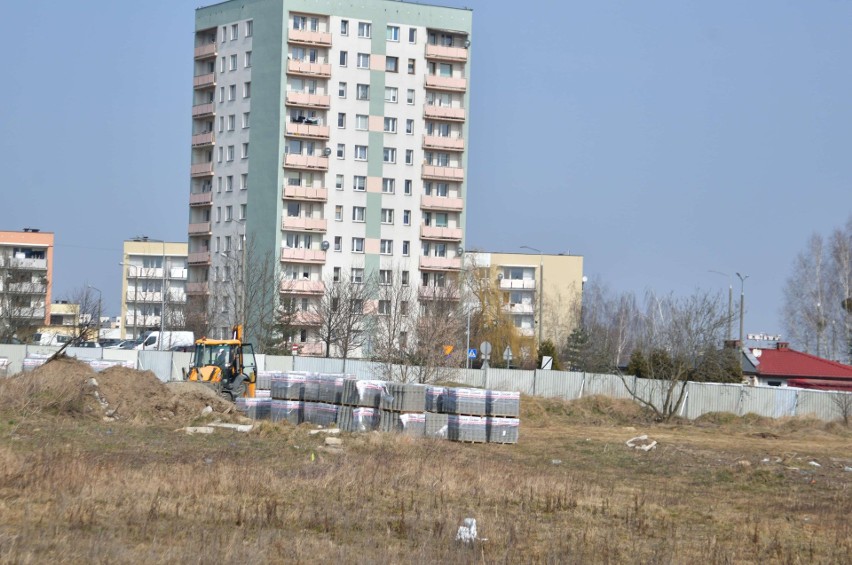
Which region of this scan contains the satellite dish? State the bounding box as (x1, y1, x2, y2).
(457, 246, 464, 255)
(320, 240, 330, 251)
(323, 147, 332, 156)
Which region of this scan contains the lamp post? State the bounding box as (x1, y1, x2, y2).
(736, 272, 749, 344)
(87, 285, 102, 342)
(133, 236, 167, 350)
(709, 270, 733, 342)
(520, 245, 544, 346)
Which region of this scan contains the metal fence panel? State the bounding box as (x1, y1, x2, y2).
(264, 355, 294, 372)
(485, 368, 535, 395)
(103, 349, 137, 364)
(171, 352, 193, 381)
(797, 389, 842, 420)
(137, 351, 173, 383)
(534, 370, 584, 400)
(66, 347, 104, 361)
(583, 372, 632, 399)
(682, 382, 742, 419)
(0, 344, 28, 376)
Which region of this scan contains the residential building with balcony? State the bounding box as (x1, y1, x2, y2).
(189, 0, 473, 353)
(0, 229, 53, 339)
(120, 240, 189, 339)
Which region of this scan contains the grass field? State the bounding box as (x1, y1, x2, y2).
(0, 362, 850, 563)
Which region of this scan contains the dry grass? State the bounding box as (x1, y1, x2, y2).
(0, 386, 849, 563)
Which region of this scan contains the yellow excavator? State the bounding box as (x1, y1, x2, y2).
(185, 325, 257, 400)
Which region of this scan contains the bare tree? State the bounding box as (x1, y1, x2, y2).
(311, 272, 372, 363)
(0, 254, 49, 344)
(371, 267, 418, 380)
(831, 391, 852, 427)
(64, 285, 102, 343)
(265, 291, 299, 356)
(405, 280, 466, 383)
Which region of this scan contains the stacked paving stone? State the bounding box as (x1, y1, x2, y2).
(235, 396, 271, 420)
(244, 371, 520, 444)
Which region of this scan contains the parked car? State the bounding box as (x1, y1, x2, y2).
(99, 338, 123, 348)
(77, 341, 102, 348)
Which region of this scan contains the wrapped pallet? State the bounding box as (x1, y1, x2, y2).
(487, 417, 520, 444)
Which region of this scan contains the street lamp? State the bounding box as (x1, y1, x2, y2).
(87, 285, 102, 342)
(520, 245, 544, 346)
(709, 270, 733, 342)
(736, 272, 749, 344)
(132, 236, 167, 350)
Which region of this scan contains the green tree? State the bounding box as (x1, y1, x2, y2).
(536, 339, 562, 371)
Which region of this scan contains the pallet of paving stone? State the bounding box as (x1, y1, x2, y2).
(270, 400, 303, 425)
(379, 410, 402, 433)
(381, 382, 427, 413)
(317, 374, 346, 404)
(443, 387, 488, 416)
(447, 414, 488, 443)
(302, 401, 339, 427)
(300, 373, 324, 403)
(425, 411, 449, 439)
(270, 372, 308, 400)
(254, 389, 271, 399)
(338, 406, 379, 432)
(487, 417, 519, 444)
(348, 380, 387, 408)
(425, 386, 446, 413)
(256, 371, 286, 390)
(486, 390, 521, 418)
(236, 397, 271, 420)
(400, 412, 426, 437)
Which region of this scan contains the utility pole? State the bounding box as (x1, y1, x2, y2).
(736, 272, 749, 344)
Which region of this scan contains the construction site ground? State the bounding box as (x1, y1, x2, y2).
(0, 358, 849, 563)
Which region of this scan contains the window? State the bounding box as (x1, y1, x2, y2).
(402, 240, 410, 256)
(408, 28, 416, 43)
(334, 236, 342, 252)
(222, 26, 227, 43)
(335, 205, 343, 221)
(353, 176, 366, 191)
(435, 213, 448, 227)
(217, 177, 223, 192)
(245, 20, 253, 37)
(229, 54, 238, 70)
(401, 270, 410, 285)
(217, 146, 223, 162)
(293, 15, 307, 30)
(352, 206, 366, 222)
(380, 239, 393, 255)
(243, 81, 251, 98)
(242, 112, 250, 128)
(405, 119, 414, 135)
(338, 82, 347, 98)
(337, 113, 346, 128)
(226, 175, 233, 191)
(383, 117, 397, 133)
(407, 59, 415, 74)
(227, 114, 235, 130)
(245, 51, 252, 67)
(403, 210, 411, 225)
(226, 205, 233, 221)
(382, 178, 395, 194)
(357, 53, 370, 68)
(340, 19, 349, 35)
(354, 145, 368, 160)
(358, 22, 371, 38)
(231, 24, 238, 40)
(386, 25, 399, 41)
(333, 267, 341, 282)
(287, 202, 301, 217)
(407, 89, 415, 104)
(439, 62, 453, 77)
(351, 268, 364, 283)
(241, 142, 249, 158)
(227, 145, 235, 161)
(356, 84, 370, 100)
(336, 143, 345, 159)
(339, 50, 348, 66)
(219, 86, 225, 102)
(335, 174, 344, 190)
(378, 300, 391, 315)
(404, 180, 412, 195)
(384, 87, 398, 103)
(352, 238, 365, 253)
(405, 150, 414, 165)
(381, 208, 394, 224)
(216, 208, 221, 223)
(400, 301, 409, 315)
(240, 173, 248, 190)
(355, 114, 368, 130)
(383, 147, 397, 163)
(386, 56, 398, 73)
(379, 270, 392, 285)
(228, 84, 236, 101)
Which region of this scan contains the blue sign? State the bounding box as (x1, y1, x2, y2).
(468, 348, 477, 359)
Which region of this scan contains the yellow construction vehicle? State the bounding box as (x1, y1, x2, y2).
(185, 325, 257, 400)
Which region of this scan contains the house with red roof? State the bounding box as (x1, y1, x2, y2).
(742, 342, 852, 391)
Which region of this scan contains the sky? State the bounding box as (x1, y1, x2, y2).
(2, 0, 851, 338)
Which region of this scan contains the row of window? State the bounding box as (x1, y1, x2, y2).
(214, 204, 247, 222)
(212, 233, 246, 254)
(215, 174, 248, 192)
(337, 51, 416, 74)
(332, 82, 416, 104)
(217, 143, 249, 162)
(220, 51, 252, 72)
(218, 82, 251, 102)
(215, 112, 250, 132)
(221, 21, 253, 42)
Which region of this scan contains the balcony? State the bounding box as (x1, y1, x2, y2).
(125, 314, 161, 327)
(191, 131, 215, 146)
(281, 248, 326, 264)
(425, 44, 469, 62)
(421, 195, 464, 212)
(283, 153, 329, 171)
(423, 105, 466, 121)
(292, 310, 322, 326)
(281, 279, 325, 295)
(188, 252, 211, 265)
(194, 43, 217, 59)
(505, 303, 535, 315)
(286, 59, 331, 78)
(420, 225, 463, 241)
(285, 92, 331, 109)
(193, 73, 216, 89)
(126, 291, 163, 303)
(0, 257, 48, 270)
(294, 341, 325, 356)
(127, 267, 164, 279)
(6, 283, 47, 294)
(190, 162, 214, 177)
(188, 222, 212, 235)
(419, 285, 460, 301)
(189, 191, 213, 206)
(170, 268, 188, 280)
(420, 256, 462, 271)
(281, 216, 327, 232)
(192, 103, 215, 118)
(283, 185, 328, 202)
(186, 282, 209, 295)
(423, 135, 465, 151)
(499, 279, 536, 291)
(288, 29, 332, 46)
(422, 165, 464, 182)
(425, 75, 467, 92)
(286, 122, 330, 140)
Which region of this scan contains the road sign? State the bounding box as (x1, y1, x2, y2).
(541, 355, 553, 370)
(502, 346, 513, 362)
(480, 341, 492, 355)
(467, 348, 477, 359)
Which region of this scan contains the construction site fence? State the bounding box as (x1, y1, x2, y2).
(0, 344, 848, 422)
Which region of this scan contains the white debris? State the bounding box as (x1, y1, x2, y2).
(808, 461, 821, 467)
(200, 406, 213, 416)
(626, 435, 657, 451)
(208, 423, 253, 433)
(551, 459, 563, 465)
(87, 378, 99, 387)
(455, 518, 478, 543)
(843, 466, 852, 472)
(309, 428, 341, 435)
(183, 426, 215, 435)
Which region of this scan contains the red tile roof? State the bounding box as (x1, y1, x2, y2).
(753, 344, 852, 379)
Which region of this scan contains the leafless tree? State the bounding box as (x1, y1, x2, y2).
(404, 280, 466, 383)
(0, 255, 49, 344)
(64, 285, 102, 343)
(371, 267, 418, 380)
(830, 391, 852, 427)
(265, 290, 299, 356)
(311, 272, 373, 364)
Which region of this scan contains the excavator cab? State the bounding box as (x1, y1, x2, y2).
(186, 326, 257, 401)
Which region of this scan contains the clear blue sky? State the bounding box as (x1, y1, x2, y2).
(2, 0, 850, 337)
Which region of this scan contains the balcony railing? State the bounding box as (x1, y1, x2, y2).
(286, 60, 331, 78)
(188, 252, 211, 264)
(288, 29, 332, 46)
(419, 286, 460, 301)
(281, 216, 327, 232)
(421, 195, 464, 212)
(186, 282, 209, 295)
(423, 135, 465, 151)
(420, 225, 463, 241)
(285, 122, 330, 139)
(283, 153, 329, 171)
(193, 73, 216, 89)
(194, 43, 217, 59)
(422, 165, 464, 181)
(192, 103, 215, 117)
(425, 75, 467, 92)
(419, 256, 462, 271)
(423, 105, 466, 121)
(292, 310, 322, 326)
(191, 131, 215, 146)
(281, 279, 326, 295)
(285, 92, 331, 108)
(283, 185, 328, 201)
(127, 267, 164, 278)
(6, 283, 47, 294)
(505, 303, 535, 315)
(126, 291, 163, 303)
(280, 248, 326, 264)
(425, 44, 469, 62)
(0, 257, 48, 270)
(189, 191, 213, 206)
(190, 162, 214, 177)
(499, 279, 536, 291)
(188, 222, 212, 235)
(170, 268, 188, 280)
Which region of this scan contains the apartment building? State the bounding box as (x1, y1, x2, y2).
(466, 251, 585, 346)
(188, 0, 473, 350)
(0, 229, 53, 340)
(120, 240, 189, 339)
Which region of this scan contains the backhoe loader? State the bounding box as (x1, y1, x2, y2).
(185, 325, 257, 401)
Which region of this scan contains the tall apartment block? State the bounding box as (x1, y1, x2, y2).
(120, 240, 188, 339)
(188, 0, 472, 348)
(0, 229, 53, 340)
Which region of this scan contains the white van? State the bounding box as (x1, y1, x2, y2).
(31, 332, 73, 347)
(135, 331, 195, 351)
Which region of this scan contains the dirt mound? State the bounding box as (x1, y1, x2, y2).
(522, 394, 651, 427)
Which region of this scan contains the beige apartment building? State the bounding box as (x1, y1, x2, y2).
(0, 229, 54, 341)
